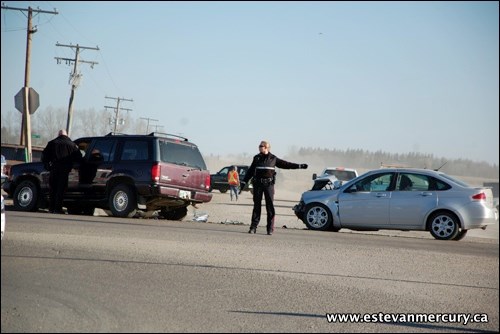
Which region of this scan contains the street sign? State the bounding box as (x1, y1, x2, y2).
(15, 87, 40, 114)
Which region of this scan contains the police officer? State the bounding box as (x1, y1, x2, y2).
(42, 129, 80, 214)
(240, 140, 307, 235)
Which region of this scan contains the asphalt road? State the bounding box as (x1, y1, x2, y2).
(1, 210, 498, 333)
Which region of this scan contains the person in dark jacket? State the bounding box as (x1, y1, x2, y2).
(42, 129, 81, 214)
(240, 140, 308, 235)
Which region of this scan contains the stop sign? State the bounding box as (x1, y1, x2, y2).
(15, 87, 40, 114)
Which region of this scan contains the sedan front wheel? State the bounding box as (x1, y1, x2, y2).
(303, 203, 333, 231)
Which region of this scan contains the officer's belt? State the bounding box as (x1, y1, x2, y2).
(254, 177, 273, 183)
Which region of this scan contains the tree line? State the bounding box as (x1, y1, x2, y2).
(285, 147, 498, 180)
(1, 107, 145, 147)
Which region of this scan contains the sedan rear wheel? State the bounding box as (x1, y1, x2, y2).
(304, 203, 332, 231)
(428, 211, 460, 240)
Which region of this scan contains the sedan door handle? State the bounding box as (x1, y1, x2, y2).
(375, 193, 387, 197)
(420, 192, 433, 196)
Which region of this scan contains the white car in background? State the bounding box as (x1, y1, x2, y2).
(311, 167, 358, 190)
(1, 154, 6, 185)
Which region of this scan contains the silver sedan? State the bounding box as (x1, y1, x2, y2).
(293, 168, 498, 240)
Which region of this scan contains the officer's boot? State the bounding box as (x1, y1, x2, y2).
(266, 221, 274, 235)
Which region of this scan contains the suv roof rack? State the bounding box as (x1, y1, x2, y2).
(105, 132, 130, 136)
(148, 132, 188, 141)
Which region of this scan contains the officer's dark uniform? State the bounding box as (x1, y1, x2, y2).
(42, 133, 80, 213)
(242, 152, 302, 235)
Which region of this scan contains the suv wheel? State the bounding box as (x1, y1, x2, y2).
(160, 206, 188, 221)
(13, 180, 39, 212)
(109, 184, 137, 218)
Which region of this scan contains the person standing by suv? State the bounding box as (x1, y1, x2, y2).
(42, 129, 80, 214)
(227, 165, 240, 201)
(240, 140, 308, 235)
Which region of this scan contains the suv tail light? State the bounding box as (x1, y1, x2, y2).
(205, 174, 211, 190)
(472, 192, 486, 201)
(151, 164, 161, 182)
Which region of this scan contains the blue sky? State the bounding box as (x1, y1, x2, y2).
(1, 1, 499, 165)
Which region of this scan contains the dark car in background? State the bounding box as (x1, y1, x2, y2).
(209, 165, 252, 193)
(1, 143, 44, 177)
(3, 132, 212, 220)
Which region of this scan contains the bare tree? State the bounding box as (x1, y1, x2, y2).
(31, 106, 66, 140)
(72, 108, 112, 137)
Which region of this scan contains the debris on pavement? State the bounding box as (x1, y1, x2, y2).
(192, 211, 209, 222)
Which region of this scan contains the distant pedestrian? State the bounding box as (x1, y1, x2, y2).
(42, 129, 81, 214)
(227, 165, 240, 201)
(240, 140, 308, 235)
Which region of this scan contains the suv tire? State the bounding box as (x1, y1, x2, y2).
(109, 184, 137, 218)
(13, 180, 39, 212)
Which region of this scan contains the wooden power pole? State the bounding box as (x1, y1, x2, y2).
(55, 43, 99, 137)
(105, 96, 133, 133)
(1, 4, 58, 162)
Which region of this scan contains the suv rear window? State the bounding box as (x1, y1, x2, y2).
(159, 140, 207, 170)
(121, 140, 150, 161)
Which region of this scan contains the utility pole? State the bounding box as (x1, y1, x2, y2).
(1, 4, 58, 162)
(55, 43, 99, 137)
(105, 96, 133, 133)
(152, 124, 164, 132)
(140, 117, 158, 133)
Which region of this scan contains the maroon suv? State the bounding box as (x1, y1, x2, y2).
(3, 132, 212, 220)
